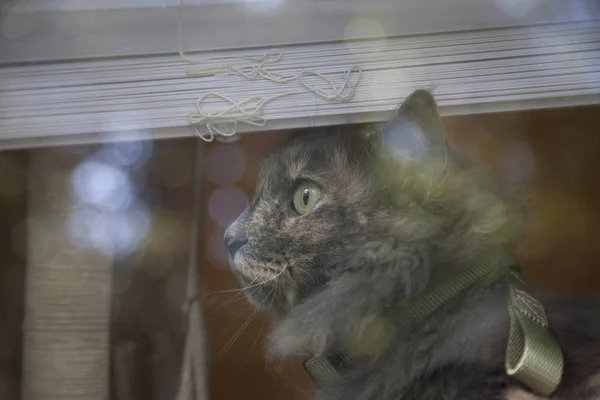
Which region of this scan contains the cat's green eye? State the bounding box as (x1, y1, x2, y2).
(292, 182, 322, 214)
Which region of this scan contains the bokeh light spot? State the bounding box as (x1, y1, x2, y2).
(381, 120, 428, 163)
(101, 139, 153, 169)
(144, 212, 188, 256)
(344, 17, 387, 54)
(205, 143, 246, 185)
(66, 204, 150, 259)
(71, 160, 133, 212)
(208, 186, 248, 229)
(244, 0, 287, 13)
(493, 0, 542, 17)
(498, 141, 536, 183)
(348, 316, 396, 357)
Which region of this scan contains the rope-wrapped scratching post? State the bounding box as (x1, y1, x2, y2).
(22, 148, 112, 400)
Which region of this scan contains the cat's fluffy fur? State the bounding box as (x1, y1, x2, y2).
(224, 90, 600, 399)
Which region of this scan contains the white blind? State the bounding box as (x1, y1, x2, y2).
(1, 1, 600, 149)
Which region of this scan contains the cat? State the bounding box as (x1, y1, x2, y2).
(223, 90, 600, 400)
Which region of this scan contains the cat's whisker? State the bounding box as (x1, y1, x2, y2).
(217, 286, 276, 359)
(240, 315, 266, 370)
(207, 276, 260, 295)
(208, 263, 288, 297)
(207, 292, 254, 317)
(206, 277, 263, 316)
(217, 307, 259, 359)
(222, 279, 261, 305)
(229, 262, 289, 294)
(222, 292, 253, 306)
(240, 290, 275, 370)
(207, 278, 269, 316)
(207, 287, 247, 295)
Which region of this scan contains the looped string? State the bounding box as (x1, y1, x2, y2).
(299, 67, 362, 101)
(185, 49, 297, 84)
(187, 92, 300, 142)
(179, 0, 363, 142)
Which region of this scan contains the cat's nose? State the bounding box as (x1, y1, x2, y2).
(224, 235, 248, 258)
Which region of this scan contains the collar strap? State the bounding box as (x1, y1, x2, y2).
(303, 253, 564, 396)
(505, 268, 563, 395)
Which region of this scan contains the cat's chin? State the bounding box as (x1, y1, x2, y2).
(244, 289, 291, 319)
(228, 254, 319, 317)
(243, 290, 268, 309)
(229, 271, 287, 314)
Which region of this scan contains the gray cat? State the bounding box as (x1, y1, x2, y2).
(223, 90, 600, 399)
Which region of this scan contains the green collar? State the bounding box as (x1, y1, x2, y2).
(303, 252, 564, 396)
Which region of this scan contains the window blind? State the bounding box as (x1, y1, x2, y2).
(0, 0, 599, 149)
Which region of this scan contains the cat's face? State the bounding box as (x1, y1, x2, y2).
(225, 126, 383, 314)
(224, 90, 513, 315)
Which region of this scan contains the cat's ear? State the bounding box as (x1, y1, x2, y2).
(375, 90, 456, 170)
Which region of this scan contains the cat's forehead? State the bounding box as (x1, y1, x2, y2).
(259, 130, 337, 179)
